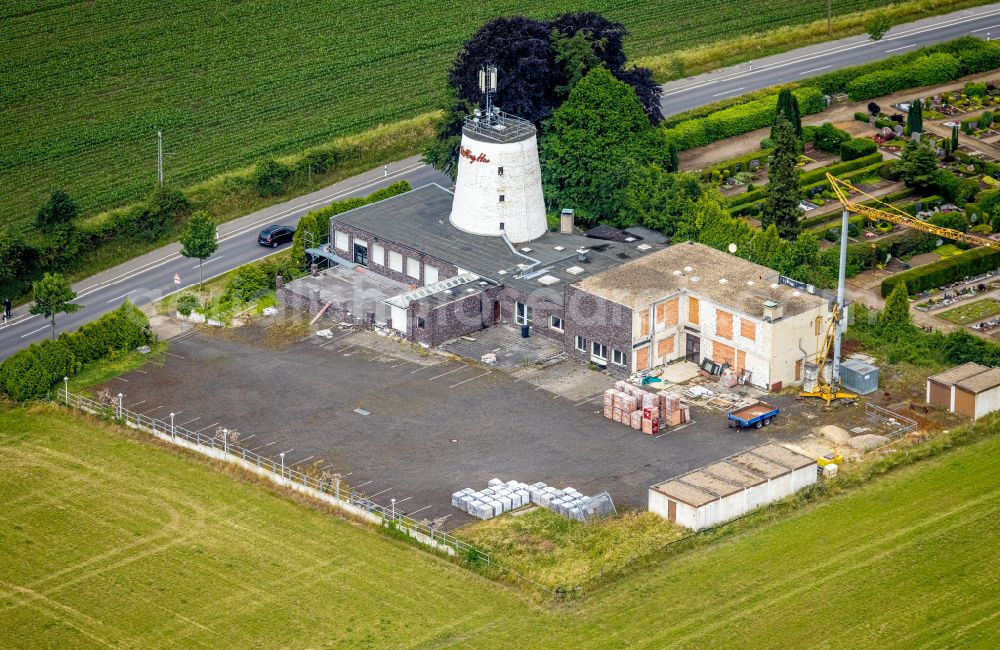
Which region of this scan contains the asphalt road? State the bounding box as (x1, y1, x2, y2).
(5, 2, 1000, 359)
(0, 158, 450, 360)
(661, 2, 1000, 117)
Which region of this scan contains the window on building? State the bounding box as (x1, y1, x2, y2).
(640, 311, 650, 337)
(515, 302, 533, 326)
(575, 335, 586, 352)
(591, 341, 608, 361)
(406, 256, 420, 279)
(612, 349, 626, 366)
(716, 309, 733, 339)
(371, 243, 385, 266)
(388, 251, 403, 273)
(498, 166, 504, 176)
(499, 194, 505, 202)
(549, 315, 564, 332)
(741, 319, 756, 341)
(334, 230, 349, 251)
(417, 317, 426, 329)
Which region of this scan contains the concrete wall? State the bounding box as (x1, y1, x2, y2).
(563, 284, 633, 376)
(975, 385, 1000, 419)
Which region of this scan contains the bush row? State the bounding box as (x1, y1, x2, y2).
(0, 302, 152, 401)
(729, 152, 883, 210)
(800, 188, 913, 229)
(662, 87, 824, 151)
(699, 149, 771, 181)
(881, 246, 1000, 297)
(845, 53, 961, 101)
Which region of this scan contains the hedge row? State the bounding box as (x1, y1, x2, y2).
(700, 149, 771, 180)
(662, 87, 825, 151)
(881, 246, 1000, 297)
(729, 152, 883, 210)
(800, 188, 914, 229)
(845, 53, 961, 101)
(0, 302, 152, 401)
(805, 37, 1000, 97)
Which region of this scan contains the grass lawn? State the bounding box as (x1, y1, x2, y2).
(66, 340, 168, 396)
(2, 0, 914, 231)
(2, 405, 998, 647)
(937, 297, 1000, 324)
(935, 243, 964, 257)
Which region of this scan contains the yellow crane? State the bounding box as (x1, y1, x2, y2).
(802, 173, 997, 405)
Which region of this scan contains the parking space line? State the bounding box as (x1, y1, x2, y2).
(278, 448, 295, 456)
(250, 441, 276, 451)
(574, 394, 603, 406)
(369, 487, 392, 498)
(140, 405, 165, 414)
(178, 417, 201, 426)
(165, 351, 185, 359)
(428, 366, 466, 381)
(242, 434, 256, 441)
(294, 455, 315, 466)
(449, 370, 491, 388)
(407, 505, 431, 516)
(410, 361, 443, 373)
(395, 496, 412, 504)
(194, 422, 219, 432)
(391, 361, 411, 368)
(114, 377, 128, 382)
(320, 332, 354, 346)
(355, 480, 373, 488)
(653, 422, 694, 439)
(336, 345, 355, 353)
(369, 354, 391, 362)
(130, 400, 146, 407)
(534, 385, 544, 391)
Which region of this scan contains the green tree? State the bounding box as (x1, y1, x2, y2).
(252, 159, 292, 196)
(667, 142, 680, 173)
(879, 281, 912, 331)
(551, 29, 603, 96)
(35, 189, 78, 229)
(951, 124, 960, 151)
(897, 140, 939, 193)
(179, 211, 218, 288)
(763, 116, 801, 239)
(864, 12, 892, 42)
(746, 224, 787, 269)
(906, 98, 923, 134)
(0, 233, 32, 290)
(623, 165, 703, 237)
(694, 195, 755, 250)
(772, 88, 801, 139)
(30, 272, 80, 339)
(540, 67, 662, 226)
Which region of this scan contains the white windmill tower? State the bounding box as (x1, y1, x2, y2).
(449, 66, 547, 244)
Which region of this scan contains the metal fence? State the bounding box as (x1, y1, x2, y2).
(57, 387, 488, 564)
(865, 402, 918, 438)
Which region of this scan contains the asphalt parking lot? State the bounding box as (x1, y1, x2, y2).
(103, 327, 790, 528)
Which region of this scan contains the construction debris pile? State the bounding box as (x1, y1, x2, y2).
(603, 381, 690, 433)
(452, 478, 616, 521)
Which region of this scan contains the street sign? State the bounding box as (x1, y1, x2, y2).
(173, 272, 181, 285)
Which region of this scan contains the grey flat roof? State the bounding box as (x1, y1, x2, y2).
(954, 366, 1000, 393)
(928, 362, 989, 386)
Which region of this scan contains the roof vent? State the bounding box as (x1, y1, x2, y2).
(691, 276, 700, 282)
(792, 290, 801, 297)
(747, 280, 754, 286)
(554, 245, 566, 252)
(537, 275, 560, 286)
(637, 243, 652, 251)
(771, 283, 780, 289)
(719, 278, 728, 284)
(763, 300, 784, 322)
(565, 266, 585, 276)
(672, 270, 683, 276)
(520, 247, 533, 253)
(576, 248, 589, 262)
(625, 237, 637, 242)
(684, 266, 694, 273)
(517, 263, 530, 270)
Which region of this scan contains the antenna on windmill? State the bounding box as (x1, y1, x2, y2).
(478, 65, 498, 122)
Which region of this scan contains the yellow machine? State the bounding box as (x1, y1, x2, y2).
(801, 173, 999, 406)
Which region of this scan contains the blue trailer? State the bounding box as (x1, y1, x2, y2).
(727, 402, 780, 429)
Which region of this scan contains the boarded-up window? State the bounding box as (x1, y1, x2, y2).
(741, 319, 756, 341)
(688, 297, 700, 326)
(635, 346, 650, 371)
(656, 298, 679, 328)
(716, 310, 733, 339)
(406, 257, 420, 279)
(640, 311, 650, 337)
(815, 316, 822, 336)
(388, 251, 403, 272)
(424, 265, 439, 285)
(371, 244, 385, 266)
(736, 350, 746, 372)
(657, 336, 675, 359)
(714, 341, 735, 367)
(334, 231, 349, 251)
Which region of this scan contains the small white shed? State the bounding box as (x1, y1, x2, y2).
(649, 443, 817, 531)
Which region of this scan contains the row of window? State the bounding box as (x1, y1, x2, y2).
(575, 335, 625, 366)
(334, 231, 439, 283)
(515, 303, 564, 332)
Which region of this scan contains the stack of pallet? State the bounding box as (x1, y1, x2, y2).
(603, 381, 661, 434)
(452, 478, 532, 520)
(658, 391, 690, 426)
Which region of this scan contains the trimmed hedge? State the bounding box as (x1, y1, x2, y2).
(701, 149, 771, 181)
(729, 152, 883, 211)
(0, 302, 152, 401)
(880, 246, 1000, 297)
(840, 137, 879, 161)
(662, 87, 824, 150)
(844, 53, 961, 101)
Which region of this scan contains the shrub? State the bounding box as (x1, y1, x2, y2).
(878, 161, 901, 181)
(846, 70, 908, 101)
(965, 81, 988, 98)
(252, 158, 292, 196)
(881, 246, 1000, 297)
(177, 293, 199, 316)
(227, 264, 270, 302)
(874, 116, 894, 129)
(840, 137, 878, 162)
(854, 112, 870, 122)
(981, 111, 994, 128)
(907, 53, 961, 87)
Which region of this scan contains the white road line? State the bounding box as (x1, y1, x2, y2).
(114, 376, 128, 382)
(712, 86, 745, 97)
(133, 369, 146, 374)
(369, 354, 391, 362)
(242, 434, 257, 441)
(886, 44, 917, 52)
(336, 345, 355, 353)
(449, 370, 491, 388)
(320, 332, 354, 346)
(410, 362, 443, 373)
(130, 400, 147, 407)
(355, 480, 373, 488)
(251, 441, 277, 451)
(20, 325, 49, 338)
(165, 351, 185, 359)
(194, 421, 220, 432)
(294, 455, 315, 466)
(391, 361, 410, 368)
(395, 496, 412, 504)
(369, 488, 392, 498)
(141, 405, 165, 414)
(407, 505, 431, 516)
(574, 394, 604, 407)
(971, 24, 1000, 32)
(278, 448, 295, 456)
(178, 417, 201, 426)
(428, 366, 465, 381)
(799, 65, 831, 75)
(106, 290, 136, 304)
(511, 378, 522, 384)
(534, 385, 544, 391)
(194, 255, 225, 269)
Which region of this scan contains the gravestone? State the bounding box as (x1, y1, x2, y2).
(749, 159, 760, 171)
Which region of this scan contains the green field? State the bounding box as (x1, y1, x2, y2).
(938, 297, 1000, 324)
(2, 0, 914, 231)
(2, 405, 998, 647)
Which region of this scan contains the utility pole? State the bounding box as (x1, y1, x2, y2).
(157, 131, 164, 187)
(827, 0, 832, 35)
(832, 208, 848, 386)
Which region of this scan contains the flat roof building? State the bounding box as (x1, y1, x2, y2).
(927, 362, 1000, 419)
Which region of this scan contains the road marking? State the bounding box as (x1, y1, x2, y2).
(799, 65, 831, 75)
(194, 255, 225, 269)
(534, 385, 544, 391)
(410, 361, 443, 373)
(449, 370, 491, 388)
(574, 394, 604, 407)
(369, 487, 392, 498)
(178, 417, 201, 426)
(320, 332, 354, 346)
(20, 325, 49, 338)
(711, 86, 745, 97)
(132, 369, 147, 374)
(511, 378, 522, 384)
(369, 354, 391, 362)
(241, 434, 256, 441)
(391, 361, 411, 368)
(395, 496, 412, 504)
(355, 480, 373, 488)
(971, 24, 1000, 32)
(278, 448, 295, 456)
(407, 505, 432, 516)
(106, 290, 136, 303)
(194, 421, 220, 432)
(294, 455, 315, 466)
(114, 376, 129, 382)
(130, 400, 147, 407)
(251, 441, 276, 451)
(335, 345, 355, 353)
(886, 44, 916, 52)
(428, 366, 466, 381)
(141, 405, 165, 414)
(165, 351, 185, 359)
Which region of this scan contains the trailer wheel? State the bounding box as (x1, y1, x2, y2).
(754, 421, 763, 429)
(763, 417, 772, 426)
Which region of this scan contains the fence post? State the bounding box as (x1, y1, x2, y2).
(334, 475, 340, 502)
(63, 377, 69, 405)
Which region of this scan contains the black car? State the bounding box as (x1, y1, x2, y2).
(258, 224, 295, 248)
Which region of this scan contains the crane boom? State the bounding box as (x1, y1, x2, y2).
(826, 173, 1000, 250)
